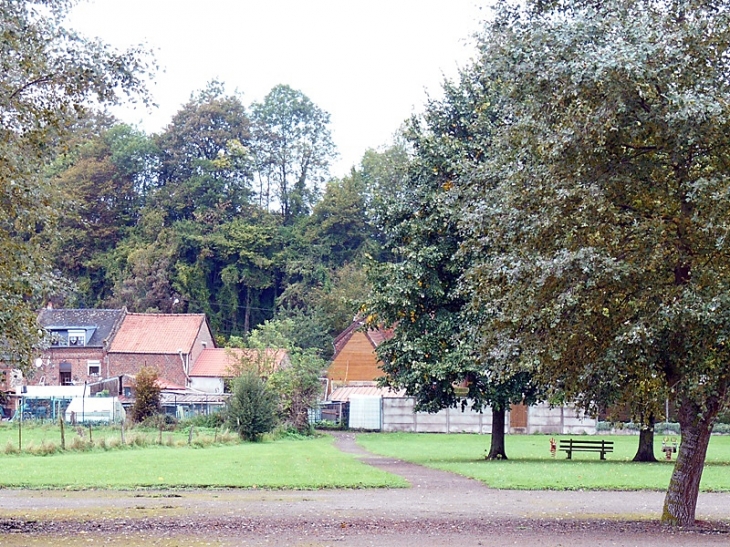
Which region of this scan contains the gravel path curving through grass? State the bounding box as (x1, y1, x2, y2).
(0, 432, 728, 546)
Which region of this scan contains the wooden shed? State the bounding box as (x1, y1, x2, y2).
(326, 320, 392, 387)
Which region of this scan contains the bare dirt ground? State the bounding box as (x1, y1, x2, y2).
(0, 432, 728, 546)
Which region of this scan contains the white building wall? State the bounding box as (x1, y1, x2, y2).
(527, 403, 596, 435)
(189, 377, 224, 394)
(348, 395, 382, 430)
(381, 397, 497, 434)
(374, 397, 597, 435)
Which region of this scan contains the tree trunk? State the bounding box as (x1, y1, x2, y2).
(633, 415, 658, 462)
(661, 406, 715, 526)
(486, 406, 508, 460)
(243, 287, 251, 334)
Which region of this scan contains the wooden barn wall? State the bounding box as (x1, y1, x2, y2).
(327, 332, 381, 383)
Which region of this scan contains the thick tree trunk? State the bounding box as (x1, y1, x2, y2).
(486, 406, 508, 460)
(633, 415, 658, 462)
(661, 408, 714, 526)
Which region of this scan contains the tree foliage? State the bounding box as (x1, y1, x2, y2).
(251, 84, 336, 221)
(365, 81, 539, 459)
(0, 0, 150, 370)
(154, 80, 252, 223)
(226, 369, 278, 442)
(462, 0, 730, 525)
(130, 366, 161, 423)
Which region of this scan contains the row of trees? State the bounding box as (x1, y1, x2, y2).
(366, 0, 730, 528)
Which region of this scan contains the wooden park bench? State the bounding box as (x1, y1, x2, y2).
(559, 438, 614, 460)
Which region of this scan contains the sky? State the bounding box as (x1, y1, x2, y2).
(68, 0, 488, 177)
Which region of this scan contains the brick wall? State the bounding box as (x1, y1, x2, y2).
(107, 353, 189, 387)
(32, 347, 107, 386)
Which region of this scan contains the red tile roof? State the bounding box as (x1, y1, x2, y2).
(109, 313, 206, 354)
(191, 348, 289, 378)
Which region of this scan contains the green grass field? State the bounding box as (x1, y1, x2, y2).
(356, 433, 730, 492)
(2, 422, 729, 492)
(0, 430, 408, 489)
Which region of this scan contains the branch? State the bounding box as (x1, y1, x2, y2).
(8, 75, 56, 102)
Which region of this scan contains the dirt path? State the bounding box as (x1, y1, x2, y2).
(0, 432, 728, 546)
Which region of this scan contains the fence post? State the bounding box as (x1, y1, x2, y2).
(59, 414, 66, 450)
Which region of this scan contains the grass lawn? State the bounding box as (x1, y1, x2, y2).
(0, 425, 408, 489)
(356, 432, 730, 492)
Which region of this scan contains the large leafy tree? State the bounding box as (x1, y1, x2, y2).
(251, 84, 336, 222)
(464, 0, 730, 525)
(154, 80, 252, 223)
(366, 73, 539, 459)
(0, 0, 150, 370)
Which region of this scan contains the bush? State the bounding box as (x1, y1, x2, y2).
(130, 367, 162, 423)
(267, 348, 324, 434)
(226, 370, 278, 442)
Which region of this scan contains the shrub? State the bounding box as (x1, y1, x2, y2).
(226, 370, 278, 442)
(130, 367, 162, 423)
(267, 348, 324, 434)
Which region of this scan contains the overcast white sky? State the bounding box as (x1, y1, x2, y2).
(68, 1, 488, 177)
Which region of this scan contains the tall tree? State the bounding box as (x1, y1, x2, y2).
(154, 80, 252, 222)
(251, 84, 336, 222)
(463, 0, 730, 525)
(51, 123, 154, 305)
(366, 72, 539, 459)
(0, 0, 150, 370)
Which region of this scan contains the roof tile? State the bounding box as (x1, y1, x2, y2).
(109, 313, 205, 354)
(191, 348, 289, 377)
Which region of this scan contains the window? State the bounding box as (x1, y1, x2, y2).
(68, 330, 86, 346)
(87, 360, 101, 376)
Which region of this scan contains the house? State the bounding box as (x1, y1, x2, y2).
(190, 347, 290, 393)
(107, 313, 215, 388)
(34, 308, 126, 386)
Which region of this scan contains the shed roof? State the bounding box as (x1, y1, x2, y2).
(109, 313, 207, 354)
(191, 348, 289, 378)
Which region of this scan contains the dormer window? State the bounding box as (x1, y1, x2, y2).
(50, 332, 67, 346)
(68, 330, 86, 346)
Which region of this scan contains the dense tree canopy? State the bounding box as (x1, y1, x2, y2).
(461, 0, 730, 525)
(43, 76, 371, 356)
